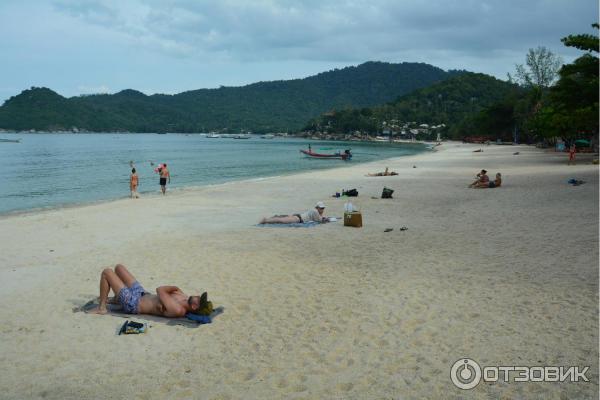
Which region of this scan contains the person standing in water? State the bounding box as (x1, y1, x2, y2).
(159, 163, 170, 195)
(130, 168, 139, 198)
(568, 144, 577, 165)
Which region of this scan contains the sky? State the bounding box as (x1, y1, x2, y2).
(0, 0, 597, 103)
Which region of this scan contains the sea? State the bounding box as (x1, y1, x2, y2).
(0, 133, 428, 215)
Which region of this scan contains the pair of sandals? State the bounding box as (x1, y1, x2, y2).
(384, 227, 408, 232)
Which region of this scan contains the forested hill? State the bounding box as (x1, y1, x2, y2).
(0, 62, 464, 133)
(305, 72, 521, 138)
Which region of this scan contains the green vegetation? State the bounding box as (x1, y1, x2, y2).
(304, 73, 521, 140)
(466, 24, 598, 143)
(528, 24, 599, 141)
(0, 61, 457, 133)
(306, 24, 598, 144)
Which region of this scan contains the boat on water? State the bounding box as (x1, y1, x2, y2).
(300, 149, 352, 160)
(233, 134, 251, 139)
(261, 134, 275, 139)
(207, 133, 221, 138)
(0, 138, 21, 143)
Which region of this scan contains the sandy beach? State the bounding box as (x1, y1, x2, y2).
(0, 142, 597, 399)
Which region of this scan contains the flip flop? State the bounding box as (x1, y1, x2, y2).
(400, 227, 408, 231)
(384, 228, 393, 232)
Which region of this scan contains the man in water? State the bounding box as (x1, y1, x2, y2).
(259, 201, 329, 224)
(88, 264, 208, 318)
(159, 163, 170, 194)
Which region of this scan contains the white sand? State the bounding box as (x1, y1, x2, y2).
(0, 142, 597, 399)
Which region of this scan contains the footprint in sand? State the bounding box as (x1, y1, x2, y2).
(337, 382, 354, 392)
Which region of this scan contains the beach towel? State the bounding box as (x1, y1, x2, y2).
(76, 300, 224, 328)
(256, 221, 321, 228)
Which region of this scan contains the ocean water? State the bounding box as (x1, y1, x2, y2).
(0, 133, 427, 214)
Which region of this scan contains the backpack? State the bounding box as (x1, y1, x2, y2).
(381, 187, 394, 199)
(343, 189, 359, 197)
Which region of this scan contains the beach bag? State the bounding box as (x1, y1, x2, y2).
(381, 187, 394, 199)
(344, 211, 363, 228)
(343, 188, 359, 197)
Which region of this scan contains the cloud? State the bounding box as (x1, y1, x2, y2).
(48, 0, 598, 64)
(0, 0, 596, 101)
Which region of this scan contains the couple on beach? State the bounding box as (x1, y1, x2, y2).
(129, 163, 171, 198)
(469, 169, 502, 188)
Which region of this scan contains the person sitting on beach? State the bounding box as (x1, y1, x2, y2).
(88, 264, 209, 317)
(475, 173, 502, 188)
(259, 201, 328, 224)
(468, 169, 489, 188)
(367, 167, 398, 176)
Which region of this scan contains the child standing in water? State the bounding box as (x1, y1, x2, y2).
(130, 168, 139, 198)
(568, 144, 576, 165)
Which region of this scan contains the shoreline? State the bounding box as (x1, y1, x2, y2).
(0, 141, 597, 399)
(0, 143, 432, 218)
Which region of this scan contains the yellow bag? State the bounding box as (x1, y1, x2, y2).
(344, 211, 363, 228)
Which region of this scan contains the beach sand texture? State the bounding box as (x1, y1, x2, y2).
(0, 143, 597, 399)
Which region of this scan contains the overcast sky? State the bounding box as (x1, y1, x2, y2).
(0, 0, 597, 103)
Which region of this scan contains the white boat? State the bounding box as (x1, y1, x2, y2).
(261, 134, 275, 139)
(233, 134, 251, 139)
(207, 133, 221, 138)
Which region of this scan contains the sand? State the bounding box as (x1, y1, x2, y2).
(0, 142, 597, 399)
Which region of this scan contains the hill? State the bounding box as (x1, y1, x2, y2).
(0, 62, 461, 133)
(304, 72, 521, 139)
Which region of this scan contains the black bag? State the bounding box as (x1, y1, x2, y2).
(381, 187, 394, 199)
(343, 188, 359, 197)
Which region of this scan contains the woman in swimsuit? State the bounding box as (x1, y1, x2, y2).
(130, 168, 139, 198)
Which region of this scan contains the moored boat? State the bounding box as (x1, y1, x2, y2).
(300, 149, 352, 160)
(0, 138, 21, 143)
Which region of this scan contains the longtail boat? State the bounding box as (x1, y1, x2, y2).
(300, 149, 352, 160)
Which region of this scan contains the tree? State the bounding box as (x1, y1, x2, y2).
(533, 23, 599, 140)
(510, 46, 563, 89)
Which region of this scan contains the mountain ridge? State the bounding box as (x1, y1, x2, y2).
(0, 61, 466, 133)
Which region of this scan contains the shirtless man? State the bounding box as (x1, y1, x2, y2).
(88, 264, 207, 318)
(367, 167, 398, 176)
(159, 164, 170, 195)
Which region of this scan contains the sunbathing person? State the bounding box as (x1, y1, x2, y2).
(260, 201, 328, 224)
(468, 169, 489, 188)
(88, 264, 209, 317)
(475, 173, 502, 188)
(367, 167, 398, 176)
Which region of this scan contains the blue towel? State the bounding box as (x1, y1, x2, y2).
(185, 313, 212, 324)
(256, 221, 320, 228)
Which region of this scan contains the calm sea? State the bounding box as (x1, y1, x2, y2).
(0, 133, 427, 214)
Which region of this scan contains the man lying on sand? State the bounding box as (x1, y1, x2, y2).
(259, 201, 328, 224)
(367, 167, 398, 176)
(88, 264, 209, 317)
